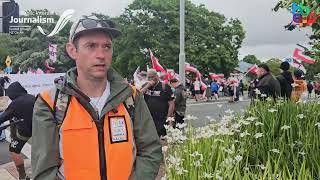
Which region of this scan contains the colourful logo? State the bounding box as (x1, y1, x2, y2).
(291, 3, 317, 26)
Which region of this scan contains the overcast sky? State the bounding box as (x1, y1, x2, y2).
(15, 0, 312, 61)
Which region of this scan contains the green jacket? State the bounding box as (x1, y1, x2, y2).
(31, 68, 162, 180)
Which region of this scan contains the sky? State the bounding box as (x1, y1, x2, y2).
(15, 0, 312, 61)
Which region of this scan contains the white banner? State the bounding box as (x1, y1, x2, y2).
(0, 73, 65, 96)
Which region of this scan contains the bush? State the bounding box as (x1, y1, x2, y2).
(164, 100, 320, 179)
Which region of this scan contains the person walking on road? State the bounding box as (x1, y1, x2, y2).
(193, 78, 201, 101)
(169, 78, 187, 127)
(210, 80, 220, 100)
(32, 17, 162, 180)
(0, 82, 35, 180)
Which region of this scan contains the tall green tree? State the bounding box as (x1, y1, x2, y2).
(9, 9, 73, 73)
(265, 58, 282, 75)
(242, 54, 260, 65)
(113, 0, 245, 77)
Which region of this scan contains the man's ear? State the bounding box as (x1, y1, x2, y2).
(66, 42, 77, 61)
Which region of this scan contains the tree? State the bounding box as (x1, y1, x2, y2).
(113, 0, 245, 77)
(265, 58, 282, 75)
(3, 9, 74, 73)
(273, 0, 320, 78)
(242, 55, 260, 65)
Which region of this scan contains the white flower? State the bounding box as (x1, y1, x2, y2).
(246, 116, 258, 121)
(190, 151, 201, 157)
(255, 122, 264, 126)
(166, 117, 175, 123)
(176, 167, 188, 175)
(217, 104, 223, 108)
(216, 172, 223, 180)
(214, 139, 224, 143)
(176, 123, 187, 129)
(261, 93, 267, 97)
(225, 109, 234, 114)
(193, 160, 202, 167)
(231, 123, 241, 129)
(315, 122, 320, 128)
(235, 155, 243, 162)
(270, 149, 280, 154)
(254, 133, 263, 139)
(202, 172, 214, 178)
(240, 130, 251, 137)
(254, 88, 261, 95)
(258, 164, 266, 170)
(297, 114, 304, 119)
(183, 114, 198, 121)
(239, 120, 251, 125)
(162, 146, 168, 153)
(268, 108, 277, 113)
(298, 151, 306, 156)
(266, 97, 272, 101)
(206, 116, 212, 120)
(281, 125, 291, 130)
(210, 118, 217, 123)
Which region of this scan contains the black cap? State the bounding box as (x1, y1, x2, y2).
(258, 64, 270, 72)
(280, 61, 290, 71)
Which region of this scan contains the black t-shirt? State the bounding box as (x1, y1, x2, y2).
(144, 82, 174, 121)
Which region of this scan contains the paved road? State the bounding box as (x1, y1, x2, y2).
(186, 97, 250, 127)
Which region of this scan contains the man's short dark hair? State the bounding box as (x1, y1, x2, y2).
(280, 61, 290, 71)
(258, 64, 270, 72)
(169, 78, 179, 84)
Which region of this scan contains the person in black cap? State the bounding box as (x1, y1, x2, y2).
(276, 61, 294, 100)
(0, 82, 35, 180)
(255, 64, 281, 99)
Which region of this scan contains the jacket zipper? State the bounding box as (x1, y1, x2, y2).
(95, 116, 107, 180)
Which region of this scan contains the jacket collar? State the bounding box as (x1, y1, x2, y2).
(56, 67, 133, 118)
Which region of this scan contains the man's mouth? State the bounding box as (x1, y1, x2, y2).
(94, 64, 106, 68)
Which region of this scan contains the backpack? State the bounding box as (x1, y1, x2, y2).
(52, 87, 136, 127)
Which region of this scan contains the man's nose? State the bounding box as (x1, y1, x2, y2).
(95, 47, 107, 60)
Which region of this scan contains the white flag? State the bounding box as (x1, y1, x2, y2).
(49, 44, 58, 62)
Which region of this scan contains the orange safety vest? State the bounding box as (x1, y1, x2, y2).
(40, 89, 136, 180)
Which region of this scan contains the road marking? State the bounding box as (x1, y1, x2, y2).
(187, 99, 250, 106)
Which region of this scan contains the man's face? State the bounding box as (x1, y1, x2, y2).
(257, 67, 266, 78)
(66, 31, 113, 80)
(147, 72, 158, 82)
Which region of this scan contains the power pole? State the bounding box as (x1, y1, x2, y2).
(179, 0, 186, 86)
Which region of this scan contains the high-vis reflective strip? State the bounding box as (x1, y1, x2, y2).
(40, 90, 136, 180)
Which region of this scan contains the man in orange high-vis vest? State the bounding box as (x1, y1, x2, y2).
(31, 17, 162, 180)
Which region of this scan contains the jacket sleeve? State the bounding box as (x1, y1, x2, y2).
(31, 96, 60, 180)
(0, 103, 15, 124)
(133, 90, 162, 180)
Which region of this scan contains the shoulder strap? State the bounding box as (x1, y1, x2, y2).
(124, 86, 137, 124)
(162, 82, 166, 91)
(53, 89, 71, 127)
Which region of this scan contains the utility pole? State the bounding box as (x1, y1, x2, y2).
(179, 0, 186, 86)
